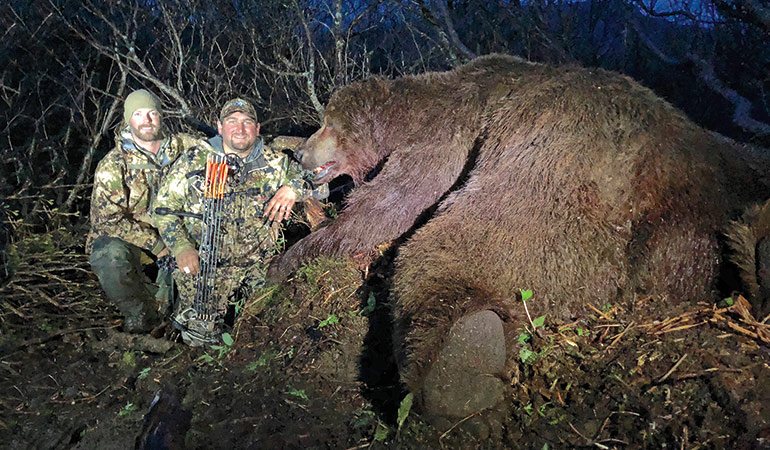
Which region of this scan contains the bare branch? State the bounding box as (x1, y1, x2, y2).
(629, 17, 770, 136)
(294, 0, 325, 120)
(632, 0, 701, 23)
(412, 0, 462, 66)
(63, 65, 127, 210)
(433, 0, 476, 60)
(711, 0, 770, 33)
(686, 53, 770, 136)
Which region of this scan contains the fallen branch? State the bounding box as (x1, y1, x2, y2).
(640, 296, 770, 344)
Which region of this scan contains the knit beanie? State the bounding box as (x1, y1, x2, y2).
(123, 89, 161, 124)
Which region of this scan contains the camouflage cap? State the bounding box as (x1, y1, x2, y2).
(219, 98, 257, 121)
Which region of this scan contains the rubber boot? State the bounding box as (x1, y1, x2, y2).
(90, 236, 162, 333)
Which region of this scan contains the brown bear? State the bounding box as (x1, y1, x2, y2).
(727, 198, 770, 319)
(269, 54, 769, 419)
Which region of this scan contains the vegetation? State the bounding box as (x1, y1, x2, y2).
(1, 1, 769, 448)
(1, 0, 769, 233)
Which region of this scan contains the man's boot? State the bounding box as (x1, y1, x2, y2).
(90, 236, 162, 333)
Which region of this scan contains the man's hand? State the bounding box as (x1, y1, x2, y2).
(176, 248, 200, 276)
(264, 186, 297, 222)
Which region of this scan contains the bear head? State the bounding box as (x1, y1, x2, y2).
(296, 114, 348, 185)
(296, 79, 393, 185)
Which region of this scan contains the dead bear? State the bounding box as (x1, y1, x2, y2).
(269, 54, 769, 419)
(727, 198, 770, 319)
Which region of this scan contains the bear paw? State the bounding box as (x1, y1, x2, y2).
(421, 310, 507, 419)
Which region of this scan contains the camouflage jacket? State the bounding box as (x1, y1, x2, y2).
(153, 136, 315, 268)
(86, 128, 203, 254)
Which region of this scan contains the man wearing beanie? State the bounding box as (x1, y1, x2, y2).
(87, 89, 203, 333)
(154, 98, 324, 346)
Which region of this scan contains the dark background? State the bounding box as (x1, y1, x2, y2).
(1, 0, 768, 226)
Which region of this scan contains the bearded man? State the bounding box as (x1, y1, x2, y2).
(153, 98, 322, 346)
(87, 89, 202, 332)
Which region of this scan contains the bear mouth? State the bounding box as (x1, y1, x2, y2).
(312, 161, 337, 182)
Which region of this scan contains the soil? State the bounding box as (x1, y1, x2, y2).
(2, 228, 769, 449)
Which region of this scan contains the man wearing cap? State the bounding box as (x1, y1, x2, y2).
(154, 98, 319, 346)
(87, 89, 203, 332)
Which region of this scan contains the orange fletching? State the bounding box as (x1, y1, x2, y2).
(219, 164, 229, 198)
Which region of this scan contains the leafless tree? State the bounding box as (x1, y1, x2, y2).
(1, 0, 768, 229)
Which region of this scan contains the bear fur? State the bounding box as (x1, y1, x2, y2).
(726, 198, 770, 318)
(269, 54, 770, 418)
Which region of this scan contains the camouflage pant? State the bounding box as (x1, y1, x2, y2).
(171, 262, 267, 346)
(89, 236, 173, 332)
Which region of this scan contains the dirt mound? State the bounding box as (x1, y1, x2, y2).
(1, 232, 768, 449)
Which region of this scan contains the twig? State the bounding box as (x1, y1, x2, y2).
(587, 303, 613, 321)
(49, 383, 112, 404)
(658, 353, 688, 383)
(674, 366, 745, 381)
(521, 297, 537, 333)
(344, 443, 370, 450)
(568, 422, 590, 440)
(568, 422, 610, 449)
(656, 321, 709, 334)
(680, 425, 688, 450)
(439, 409, 483, 440)
(593, 322, 635, 358)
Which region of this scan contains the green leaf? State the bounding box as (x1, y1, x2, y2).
(137, 367, 151, 380)
(517, 332, 531, 344)
(373, 422, 389, 441)
(352, 411, 374, 429)
(245, 351, 276, 373)
(520, 290, 533, 302)
(287, 387, 308, 400)
(397, 393, 413, 430)
(576, 328, 585, 336)
(122, 351, 136, 368)
(197, 353, 215, 364)
(319, 314, 339, 328)
(520, 347, 537, 364)
(118, 402, 136, 416)
(523, 403, 533, 416)
(532, 315, 546, 328)
(724, 296, 734, 306)
(360, 292, 376, 315)
(221, 333, 234, 347)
